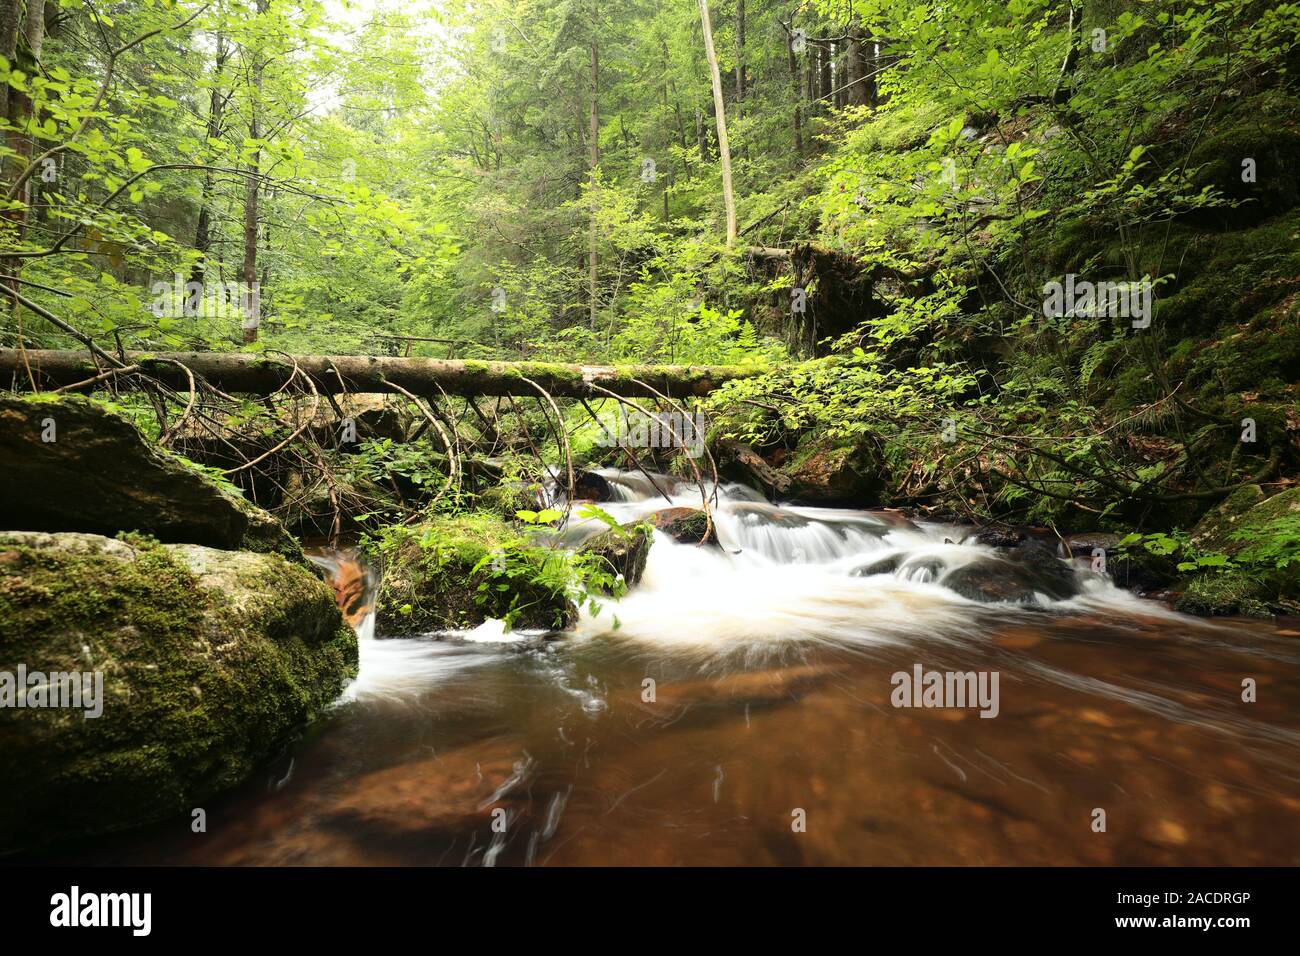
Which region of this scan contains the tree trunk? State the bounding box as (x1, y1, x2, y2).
(787, 28, 803, 156)
(734, 0, 745, 102)
(695, 106, 712, 160)
(0, 0, 21, 131)
(587, 1, 600, 328)
(1, 349, 761, 399)
(697, 0, 736, 246)
(2, 0, 46, 297)
(818, 42, 831, 107)
(241, 0, 270, 344)
(192, 34, 228, 287)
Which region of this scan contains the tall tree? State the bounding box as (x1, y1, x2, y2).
(697, 0, 735, 246)
(588, 0, 600, 327)
(241, 0, 269, 344)
(192, 32, 229, 288)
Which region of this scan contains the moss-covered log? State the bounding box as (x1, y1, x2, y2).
(0, 349, 761, 398)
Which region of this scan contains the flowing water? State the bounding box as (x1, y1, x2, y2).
(63, 471, 1300, 865)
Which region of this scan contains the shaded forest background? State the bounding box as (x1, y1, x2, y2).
(1, 0, 1298, 606)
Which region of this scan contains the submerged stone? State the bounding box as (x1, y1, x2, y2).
(942, 555, 1081, 605)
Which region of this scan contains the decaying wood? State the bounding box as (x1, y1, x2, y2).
(0, 349, 761, 398)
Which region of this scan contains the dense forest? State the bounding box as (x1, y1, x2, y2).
(2, 0, 1300, 867)
(3, 0, 1297, 576)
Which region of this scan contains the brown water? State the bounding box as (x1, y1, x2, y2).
(63, 601, 1300, 866)
(45, 475, 1300, 866)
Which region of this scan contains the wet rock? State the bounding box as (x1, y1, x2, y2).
(0, 531, 357, 855)
(0, 394, 302, 561)
(579, 522, 653, 589)
(1062, 531, 1177, 593)
(648, 507, 717, 545)
(942, 555, 1081, 604)
(971, 526, 1033, 549)
(714, 438, 790, 498)
(779, 433, 885, 506)
(572, 470, 614, 501)
(374, 513, 575, 634)
(850, 554, 901, 577)
(896, 556, 946, 583)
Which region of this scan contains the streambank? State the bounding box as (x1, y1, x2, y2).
(0, 395, 357, 855)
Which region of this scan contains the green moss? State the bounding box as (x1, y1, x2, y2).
(0, 533, 357, 853)
(372, 512, 574, 632)
(1184, 89, 1300, 224)
(476, 482, 545, 519)
(1188, 484, 1269, 552)
(579, 523, 652, 590)
(1173, 570, 1274, 618)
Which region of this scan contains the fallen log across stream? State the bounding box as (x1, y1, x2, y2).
(0, 349, 762, 398)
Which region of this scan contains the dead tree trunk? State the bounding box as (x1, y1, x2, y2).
(1, 349, 762, 398)
(698, 0, 736, 246)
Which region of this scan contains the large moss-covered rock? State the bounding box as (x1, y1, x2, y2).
(1173, 570, 1276, 619)
(1187, 485, 1269, 553)
(477, 480, 547, 520)
(0, 531, 357, 854)
(374, 513, 575, 634)
(779, 433, 885, 505)
(0, 394, 302, 561)
(1174, 487, 1300, 616)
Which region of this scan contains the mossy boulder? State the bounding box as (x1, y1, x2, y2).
(373, 513, 575, 634)
(1173, 570, 1276, 619)
(0, 531, 357, 855)
(1174, 487, 1300, 616)
(578, 522, 653, 590)
(0, 393, 303, 562)
(477, 480, 547, 520)
(780, 433, 885, 505)
(1184, 90, 1300, 229)
(648, 507, 717, 545)
(1187, 484, 1269, 554)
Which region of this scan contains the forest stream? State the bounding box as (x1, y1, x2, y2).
(49, 471, 1300, 866)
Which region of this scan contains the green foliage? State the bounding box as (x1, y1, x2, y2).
(2, 0, 1297, 544)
